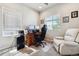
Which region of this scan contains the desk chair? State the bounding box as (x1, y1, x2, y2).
(34, 30, 46, 47)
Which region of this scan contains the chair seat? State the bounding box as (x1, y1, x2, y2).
(54, 39, 78, 46)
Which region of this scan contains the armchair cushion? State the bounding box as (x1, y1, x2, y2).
(55, 36, 64, 40)
(54, 38, 77, 47)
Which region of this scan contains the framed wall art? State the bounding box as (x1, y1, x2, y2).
(63, 16, 69, 23)
(71, 11, 78, 18)
(41, 20, 44, 24)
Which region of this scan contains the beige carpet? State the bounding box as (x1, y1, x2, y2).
(30, 43, 60, 56)
(1, 43, 60, 56)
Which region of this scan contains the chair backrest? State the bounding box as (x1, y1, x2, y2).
(64, 28, 79, 41)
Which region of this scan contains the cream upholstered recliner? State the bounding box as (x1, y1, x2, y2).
(53, 28, 79, 55)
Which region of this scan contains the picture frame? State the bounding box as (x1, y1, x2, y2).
(71, 11, 78, 18)
(63, 16, 69, 23)
(41, 20, 44, 24)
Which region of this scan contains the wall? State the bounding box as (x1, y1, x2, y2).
(40, 3, 79, 37)
(0, 3, 39, 51)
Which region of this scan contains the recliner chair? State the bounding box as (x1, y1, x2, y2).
(53, 28, 79, 55)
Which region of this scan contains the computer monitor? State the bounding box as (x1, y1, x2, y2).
(29, 25, 35, 30)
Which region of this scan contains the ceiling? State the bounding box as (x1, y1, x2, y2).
(23, 3, 56, 12)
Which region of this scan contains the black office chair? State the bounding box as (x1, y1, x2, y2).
(34, 30, 46, 47)
(40, 25, 47, 47)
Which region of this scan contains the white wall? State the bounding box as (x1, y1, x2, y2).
(0, 3, 39, 51)
(40, 3, 79, 37)
(0, 3, 40, 27)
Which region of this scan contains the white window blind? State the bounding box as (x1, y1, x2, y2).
(4, 12, 20, 30)
(2, 8, 22, 37)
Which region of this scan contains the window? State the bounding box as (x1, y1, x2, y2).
(45, 16, 60, 30)
(2, 8, 22, 37)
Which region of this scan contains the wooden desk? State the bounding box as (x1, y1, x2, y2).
(25, 32, 35, 46)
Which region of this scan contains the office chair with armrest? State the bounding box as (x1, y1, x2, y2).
(34, 30, 46, 47)
(40, 25, 47, 46)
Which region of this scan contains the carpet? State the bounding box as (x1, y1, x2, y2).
(30, 43, 60, 56)
(19, 47, 33, 54)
